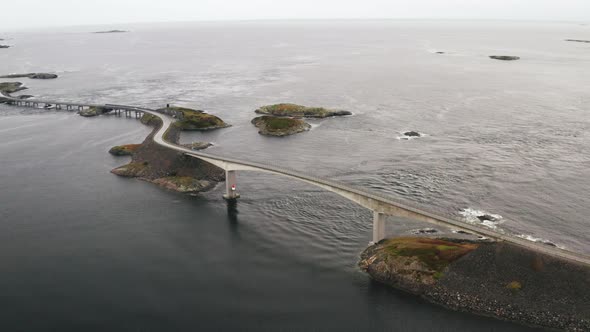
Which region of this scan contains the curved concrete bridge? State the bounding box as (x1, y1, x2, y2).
(3, 94, 590, 267)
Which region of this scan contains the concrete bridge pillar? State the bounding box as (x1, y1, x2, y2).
(372, 211, 386, 244)
(223, 170, 240, 200)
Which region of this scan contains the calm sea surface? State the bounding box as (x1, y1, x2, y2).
(1, 20, 588, 331)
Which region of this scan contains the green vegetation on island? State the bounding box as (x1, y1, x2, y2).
(140, 113, 162, 126)
(109, 144, 141, 156)
(158, 106, 230, 131)
(255, 103, 351, 118)
(251, 116, 311, 136)
(79, 106, 110, 117)
(0, 82, 27, 94)
(111, 161, 151, 177)
(360, 237, 590, 330)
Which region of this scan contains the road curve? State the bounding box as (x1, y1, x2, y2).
(3, 95, 590, 267)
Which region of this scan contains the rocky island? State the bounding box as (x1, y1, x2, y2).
(110, 113, 223, 194)
(255, 103, 351, 118)
(360, 237, 590, 331)
(109, 144, 141, 156)
(0, 45, 9, 49)
(160, 106, 230, 131)
(489, 55, 521, 61)
(79, 106, 112, 117)
(251, 115, 311, 136)
(0, 82, 27, 95)
(0, 73, 58, 79)
(93, 30, 128, 34)
(565, 39, 590, 43)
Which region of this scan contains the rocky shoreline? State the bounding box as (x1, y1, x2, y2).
(360, 237, 590, 331)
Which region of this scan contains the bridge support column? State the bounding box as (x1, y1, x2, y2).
(372, 211, 386, 244)
(223, 170, 240, 200)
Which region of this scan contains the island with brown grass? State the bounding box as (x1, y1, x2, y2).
(360, 237, 590, 331)
(251, 115, 311, 136)
(255, 103, 351, 118)
(158, 106, 230, 131)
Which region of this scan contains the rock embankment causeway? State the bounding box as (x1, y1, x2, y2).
(109, 114, 224, 194)
(360, 237, 590, 331)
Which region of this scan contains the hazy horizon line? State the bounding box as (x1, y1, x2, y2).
(2, 16, 588, 33)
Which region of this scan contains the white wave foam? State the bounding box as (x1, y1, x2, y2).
(515, 234, 565, 249)
(459, 208, 503, 230)
(411, 228, 439, 235)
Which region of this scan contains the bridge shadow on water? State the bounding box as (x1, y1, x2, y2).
(226, 198, 239, 227)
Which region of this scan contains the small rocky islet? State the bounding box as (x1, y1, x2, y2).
(255, 103, 351, 118)
(252, 103, 350, 137)
(251, 116, 311, 137)
(108, 144, 141, 156)
(160, 106, 230, 131)
(489, 55, 520, 61)
(360, 237, 590, 331)
(565, 39, 590, 43)
(0, 73, 58, 79)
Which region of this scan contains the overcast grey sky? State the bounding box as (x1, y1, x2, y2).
(2, 0, 590, 30)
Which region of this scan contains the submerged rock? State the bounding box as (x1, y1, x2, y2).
(489, 55, 520, 61)
(476, 214, 498, 222)
(251, 116, 311, 136)
(404, 131, 421, 137)
(255, 103, 351, 118)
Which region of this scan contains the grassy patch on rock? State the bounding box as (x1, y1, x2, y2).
(0, 82, 27, 94)
(110, 161, 150, 177)
(251, 116, 311, 136)
(140, 113, 162, 126)
(109, 144, 141, 156)
(159, 106, 229, 131)
(382, 237, 479, 273)
(255, 103, 351, 118)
